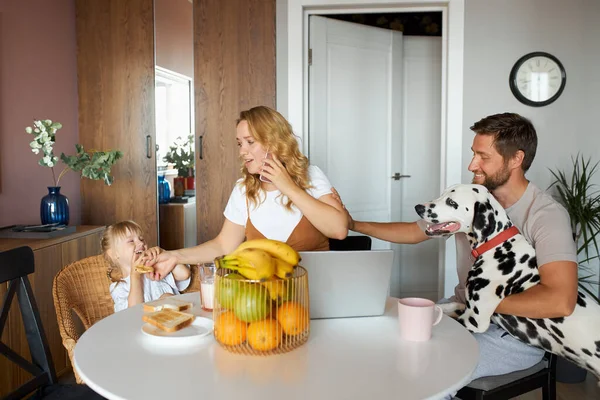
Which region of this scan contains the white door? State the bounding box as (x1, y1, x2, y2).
(309, 16, 402, 295)
(309, 16, 441, 300)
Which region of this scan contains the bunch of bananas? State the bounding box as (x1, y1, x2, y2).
(218, 239, 300, 281)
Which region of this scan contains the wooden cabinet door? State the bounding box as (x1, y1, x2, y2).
(194, 0, 276, 242)
(75, 0, 158, 246)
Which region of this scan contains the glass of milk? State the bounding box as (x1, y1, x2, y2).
(198, 263, 216, 311)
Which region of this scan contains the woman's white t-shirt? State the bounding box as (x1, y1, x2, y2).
(109, 273, 190, 312)
(223, 165, 333, 242)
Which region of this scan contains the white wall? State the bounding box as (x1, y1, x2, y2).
(581, 0, 600, 156)
(462, 0, 594, 189)
(580, 0, 600, 294)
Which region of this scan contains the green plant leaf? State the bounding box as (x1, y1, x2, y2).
(162, 134, 194, 177)
(548, 153, 600, 303)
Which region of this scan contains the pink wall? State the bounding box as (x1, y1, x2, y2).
(155, 0, 194, 78)
(0, 0, 80, 226)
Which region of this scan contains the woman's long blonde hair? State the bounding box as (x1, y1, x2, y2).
(238, 106, 311, 210)
(101, 220, 144, 284)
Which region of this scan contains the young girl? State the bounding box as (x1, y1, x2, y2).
(103, 220, 191, 312)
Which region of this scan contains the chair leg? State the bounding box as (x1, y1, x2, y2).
(542, 376, 556, 400)
(17, 277, 57, 384)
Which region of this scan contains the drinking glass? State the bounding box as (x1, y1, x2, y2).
(199, 263, 216, 311)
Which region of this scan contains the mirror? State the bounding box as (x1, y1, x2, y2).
(154, 0, 196, 249)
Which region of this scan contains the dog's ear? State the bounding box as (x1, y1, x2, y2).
(471, 200, 497, 241)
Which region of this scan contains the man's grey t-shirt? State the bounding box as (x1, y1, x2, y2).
(450, 182, 577, 303)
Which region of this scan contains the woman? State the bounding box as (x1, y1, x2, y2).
(145, 106, 347, 279)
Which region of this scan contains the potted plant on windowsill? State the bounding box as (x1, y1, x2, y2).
(163, 134, 194, 196)
(26, 119, 123, 225)
(548, 154, 600, 383)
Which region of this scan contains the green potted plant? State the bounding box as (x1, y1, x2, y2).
(26, 119, 123, 225)
(548, 154, 600, 383)
(163, 134, 195, 196)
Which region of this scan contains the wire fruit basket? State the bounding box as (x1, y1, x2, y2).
(213, 261, 310, 356)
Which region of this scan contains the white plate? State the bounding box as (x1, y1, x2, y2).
(141, 316, 213, 342)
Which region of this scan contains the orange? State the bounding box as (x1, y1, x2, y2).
(276, 301, 309, 336)
(214, 311, 247, 346)
(247, 319, 282, 351)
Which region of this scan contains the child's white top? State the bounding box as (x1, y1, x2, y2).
(223, 165, 333, 241)
(110, 273, 190, 312)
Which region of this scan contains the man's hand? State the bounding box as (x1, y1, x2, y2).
(331, 187, 355, 231)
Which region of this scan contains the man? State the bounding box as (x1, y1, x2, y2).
(341, 113, 578, 382)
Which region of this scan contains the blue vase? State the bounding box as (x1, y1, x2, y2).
(40, 186, 70, 225)
(158, 175, 171, 204)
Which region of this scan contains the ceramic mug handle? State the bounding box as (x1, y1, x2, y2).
(432, 305, 443, 326)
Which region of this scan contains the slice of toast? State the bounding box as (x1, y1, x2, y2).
(142, 309, 195, 332)
(143, 297, 193, 313)
(134, 265, 154, 273)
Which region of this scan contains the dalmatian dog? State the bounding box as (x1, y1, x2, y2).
(415, 183, 600, 380)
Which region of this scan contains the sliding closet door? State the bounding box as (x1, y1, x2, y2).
(75, 0, 158, 245)
(194, 0, 276, 243)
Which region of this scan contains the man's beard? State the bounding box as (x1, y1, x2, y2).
(472, 164, 511, 191)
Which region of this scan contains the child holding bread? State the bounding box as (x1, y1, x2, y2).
(103, 220, 191, 312)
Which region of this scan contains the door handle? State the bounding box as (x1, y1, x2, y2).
(391, 173, 410, 180)
(146, 135, 152, 159)
(198, 135, 203, 160)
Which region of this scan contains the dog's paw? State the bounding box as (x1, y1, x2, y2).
(438, 302, 466, 319)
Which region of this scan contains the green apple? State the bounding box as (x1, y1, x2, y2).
(233, 284, 271, 323)
(216, 273, 244, 308)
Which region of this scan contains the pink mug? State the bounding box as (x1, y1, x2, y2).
(397, 297, 443, 342)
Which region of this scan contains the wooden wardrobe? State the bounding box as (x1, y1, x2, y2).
(75, 0, 276, 246)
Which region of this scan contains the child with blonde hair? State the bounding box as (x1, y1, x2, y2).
(102, 220, 191, 312)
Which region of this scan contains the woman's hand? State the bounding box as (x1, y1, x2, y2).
(260, 154, 297, 194)
(139, 247, 162, 269)
(146, 246, 163, 259)
(144, 250, 179, 281)
(332, 187, 355, 231)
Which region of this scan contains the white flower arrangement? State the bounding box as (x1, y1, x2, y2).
(26, 119, 62, 168)
(25, 119, 123, 186)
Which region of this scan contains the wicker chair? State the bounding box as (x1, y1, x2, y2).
(53, 256, 199, 383)
(52, 255, 114, 384)
(183, 263, 200, 293)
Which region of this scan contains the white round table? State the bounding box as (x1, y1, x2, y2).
(74, 293, 478, 400)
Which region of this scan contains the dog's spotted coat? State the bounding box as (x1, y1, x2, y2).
(416, 184, 600, 380)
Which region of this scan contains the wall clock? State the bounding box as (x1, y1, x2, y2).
(509, 52, 566, 107)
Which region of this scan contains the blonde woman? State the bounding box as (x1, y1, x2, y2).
(145, 106, 347, 279)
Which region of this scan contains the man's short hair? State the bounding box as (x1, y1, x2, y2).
(470, 113, 537, 172)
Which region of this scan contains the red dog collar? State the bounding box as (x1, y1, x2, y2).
(471, 226, 520, 259)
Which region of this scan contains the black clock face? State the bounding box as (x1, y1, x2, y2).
(509, 52, 566, 107)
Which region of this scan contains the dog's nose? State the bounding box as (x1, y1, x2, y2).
(415, 204, 426, 217)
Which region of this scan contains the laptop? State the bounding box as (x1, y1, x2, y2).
(299, 250, 394, 319)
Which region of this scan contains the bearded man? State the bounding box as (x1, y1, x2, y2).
(338, 113, 577, 389)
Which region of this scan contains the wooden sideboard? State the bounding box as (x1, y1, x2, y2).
(0, 226, 105, 396)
